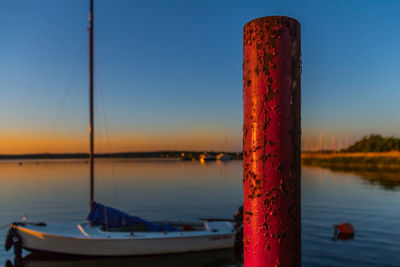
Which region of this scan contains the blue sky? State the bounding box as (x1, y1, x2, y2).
(1, 0, 399, 153)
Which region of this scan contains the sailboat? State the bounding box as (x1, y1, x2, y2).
(5, 0, 238, 257)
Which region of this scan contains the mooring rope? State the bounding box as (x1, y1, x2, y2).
(0, 224, 10, 230)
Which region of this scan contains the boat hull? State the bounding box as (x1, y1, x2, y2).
(20, 248, 237, 267)
(14, 222, 235, 256)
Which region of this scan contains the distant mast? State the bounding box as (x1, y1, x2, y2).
(89, 0, 94, 208)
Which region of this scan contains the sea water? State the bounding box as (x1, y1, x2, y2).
(0, 159, 399, 266)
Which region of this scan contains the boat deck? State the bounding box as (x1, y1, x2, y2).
(16, 221, 235, 240)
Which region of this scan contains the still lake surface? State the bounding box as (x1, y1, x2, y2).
(0, 159, 400, 266)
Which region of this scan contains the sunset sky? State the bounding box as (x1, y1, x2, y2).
(1, 0, 400, 154)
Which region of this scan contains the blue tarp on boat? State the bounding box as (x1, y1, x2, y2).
(87, 202, 178, 231)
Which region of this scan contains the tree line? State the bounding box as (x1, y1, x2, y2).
(343, 134, 400, 152)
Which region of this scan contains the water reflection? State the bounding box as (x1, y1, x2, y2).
(304, 164, 400, 190)
(2, 160, 400, 266)
(6, 249, 239, 267)
(0, 159, 243, 266)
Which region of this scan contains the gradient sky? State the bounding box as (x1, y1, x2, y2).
(1, 0, 400, 153)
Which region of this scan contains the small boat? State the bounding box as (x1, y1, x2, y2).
(7, 203, 236, 256)
(216, 153, 231, 161)
(5, 0, 239, 257)
(180, 152, 196, 161)
(199, 153, 217, 161)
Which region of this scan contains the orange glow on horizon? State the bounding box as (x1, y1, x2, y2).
(0, 130, 241, 154)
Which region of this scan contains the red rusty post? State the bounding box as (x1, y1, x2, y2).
(243, 16, 301, 266)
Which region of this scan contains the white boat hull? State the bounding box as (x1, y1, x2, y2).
(15, 221, 235, 256)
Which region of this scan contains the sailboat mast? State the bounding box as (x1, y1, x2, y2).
(89, 0, 94, 208)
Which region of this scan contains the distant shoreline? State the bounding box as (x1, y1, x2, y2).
(0, 151, 243, 160)
(302, 151, 400, 168)
(6, 151, 400, 167)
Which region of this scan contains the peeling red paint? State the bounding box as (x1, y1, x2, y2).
(243, 16, 301, 266)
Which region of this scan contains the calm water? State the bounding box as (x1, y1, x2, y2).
(0, 159, 400, 266)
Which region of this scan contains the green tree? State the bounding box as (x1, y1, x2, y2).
(343, 134, 400, 152)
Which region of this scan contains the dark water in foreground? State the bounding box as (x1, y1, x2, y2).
(0, 159, 400, 266)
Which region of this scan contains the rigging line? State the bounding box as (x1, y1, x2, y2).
(93, 44, 112, 153)
(95, 87, 109, 155)
(0, 224, 10, 230)
(95, 92, 102, 154)
(99, 85, 120, 207)
(98, 84, 119, 206)
(94, 41, 118, 206)
(111, 164, 120, 207)
(46, 33, 86, 153)
(92, 45, 119, 208)
(97, 84, 119, 207)
(22, 198, 30, 222)
(98, 81, 112, 153)
(22, 161, 42, 223)
(94, 63, 120, 207)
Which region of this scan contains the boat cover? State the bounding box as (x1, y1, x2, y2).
(87, 202, 177, 231)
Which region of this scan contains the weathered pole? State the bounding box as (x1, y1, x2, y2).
(243, 16, 301, 266)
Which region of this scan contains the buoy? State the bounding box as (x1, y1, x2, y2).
(333, 222, 355, 241)
(336, 223, 354, 235)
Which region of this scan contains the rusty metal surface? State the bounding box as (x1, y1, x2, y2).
(243, 16, 301, 266)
